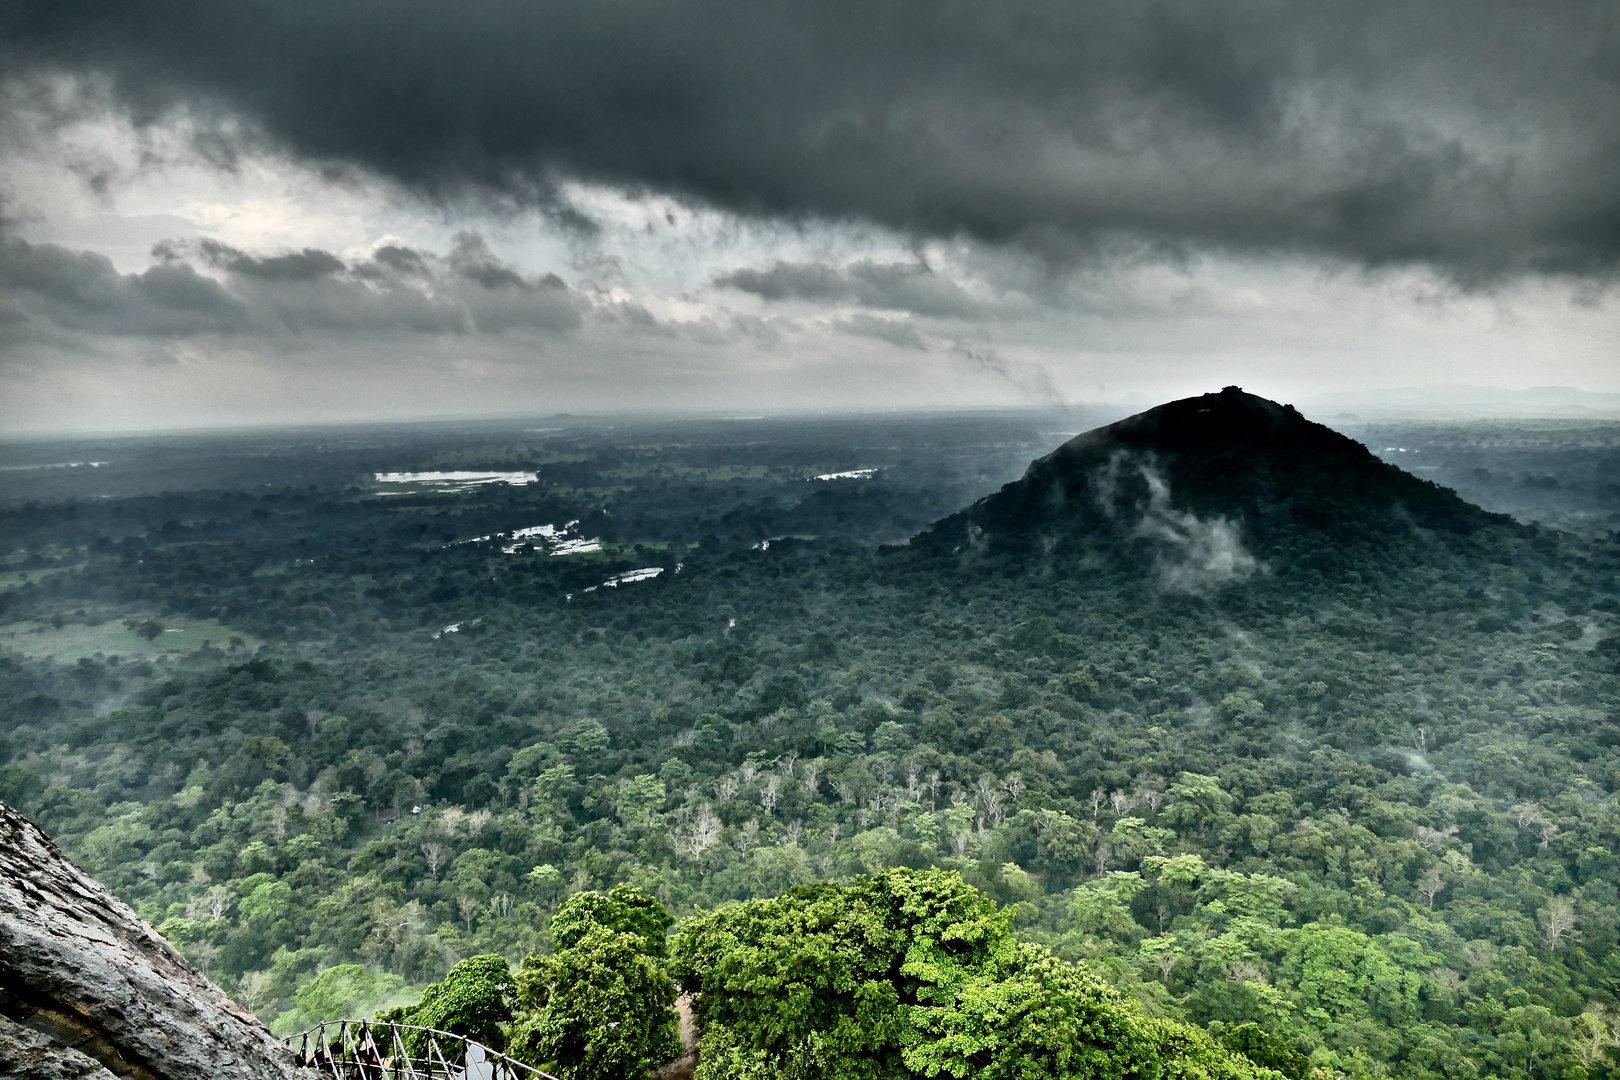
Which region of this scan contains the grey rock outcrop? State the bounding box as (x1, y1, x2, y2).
(0, 800, 315, 1079)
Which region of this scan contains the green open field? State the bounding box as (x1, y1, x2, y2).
(0, 615, 257, 662)
(0, 564, 85, 590)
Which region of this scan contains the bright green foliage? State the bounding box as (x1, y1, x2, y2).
(1276, 922, 1424, 1027)
(533, 763, 576, 808)
(1194, 868, 1297, 929)
(1073, 850, 1454, 1072)
(671, 868, 1274, 1080)
(0, 766, 44, 806)
(671, 876, 912, 1080)
(239, 878, 292, 924)
(1142, 853, 1207, 890)
(905, 942, 1156, 1080)
(1066, 873, 1148, 942)
(510, 889, 680, 1080)
(1164, 773, 1235, 832)
(296, 965, 376, 1022)
(1489, 1006, 1600, 1080)
(560, 719, 610, 759)
(1213, 1023, 1311, 1080)
(1137, 1019, 1289, 1080)
(507, 742, 561, 782)
(614, 774, 666, 825)
(376, 954, 516, 1055)
(1217, 692, 1266, 726)
(549, 883, 674, 957)
(526, 863, 566, 906)
(271, 963, 408, 1037)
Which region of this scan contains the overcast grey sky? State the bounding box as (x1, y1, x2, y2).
(2, 0, 1617, 433)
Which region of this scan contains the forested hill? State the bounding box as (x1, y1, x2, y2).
(912, 387, 1520, 581)
(0, 409, 1616, 1080)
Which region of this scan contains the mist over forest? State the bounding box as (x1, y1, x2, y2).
(1, 394, 1617, 1080)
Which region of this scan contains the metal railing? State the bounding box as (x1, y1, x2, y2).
(289, 1020, 560, 1080)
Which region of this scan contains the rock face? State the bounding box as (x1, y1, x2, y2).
(0, 800, 315, 1080)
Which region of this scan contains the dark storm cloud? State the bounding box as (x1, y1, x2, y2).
(718, 260, 994, 318)
(5, 0, 1618, 276)
(190, 239, 346, 282)
(717, 263, 850, 303)
(846, 263, 993, 319)
(0, 227, 583, 346)
(0, 235, 247, 337)
(446, 233, 568, 293)
(367, 245, 433, 278)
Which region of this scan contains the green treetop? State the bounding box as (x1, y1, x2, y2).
(671, 867, 1285, 1080)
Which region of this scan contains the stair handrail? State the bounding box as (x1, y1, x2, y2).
(288, 1018, 561, 1080)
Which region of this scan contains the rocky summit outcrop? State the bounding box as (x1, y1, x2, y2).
(0, 800, 315, 1080)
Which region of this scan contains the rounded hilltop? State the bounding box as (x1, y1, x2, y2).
(911, 386, 1515, 580)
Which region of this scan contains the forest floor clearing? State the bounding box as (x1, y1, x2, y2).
(0, 614, 258, 662)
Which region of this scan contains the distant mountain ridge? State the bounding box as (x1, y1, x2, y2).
(912, 386, 1517, 583)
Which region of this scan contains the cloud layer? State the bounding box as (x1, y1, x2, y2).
(6, 0, 1619, 276)
(0, 230, 581, 347)
(3, 3, 1619, 432)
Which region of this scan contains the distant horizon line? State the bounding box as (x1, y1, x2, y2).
(3, 382, 1618, 443)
